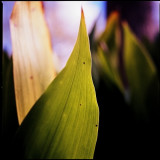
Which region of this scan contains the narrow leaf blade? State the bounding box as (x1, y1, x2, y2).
(123, 22, 157, 118)
(10, 2, 56, 124)
(96, 12, 124, 92)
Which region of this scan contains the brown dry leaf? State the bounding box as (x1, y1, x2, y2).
(10, 1, 56, 124)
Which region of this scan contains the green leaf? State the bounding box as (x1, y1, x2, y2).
(95, 12, 124, 92)
(10, 1, 57, 124)
(142, 33, 160, 78)
(13, 9, 99, 159)
(99, 12, 120, 47)
(123, 22, 157, 119)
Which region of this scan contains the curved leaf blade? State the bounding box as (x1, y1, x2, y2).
(13, 9, 99, 159)
(96, 12, 124, 92)
(123, 22, 156, 118)
(10, 2, 56, 124)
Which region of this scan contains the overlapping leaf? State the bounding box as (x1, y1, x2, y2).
(13, 9, 99, 159)
(10, 1, 56, 124)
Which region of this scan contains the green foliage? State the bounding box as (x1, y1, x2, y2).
(91, 12, 159, 158)
(91, 12, 158, 122)
(123, 23, 157, 119)
(95, 12, 124, 92)
(11, 10, 99, 159)
(2, 7, 159, 159)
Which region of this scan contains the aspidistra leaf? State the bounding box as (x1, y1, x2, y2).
(10, 2, 56, 124)
(96, 12, 124, 92)
(123, 22, 156, 117)
(13, 9, 99, 159)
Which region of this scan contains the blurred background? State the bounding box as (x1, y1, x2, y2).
(2, 1, 160, 158)
(3, 1, 107, 71)
(3, 1, 159, 71)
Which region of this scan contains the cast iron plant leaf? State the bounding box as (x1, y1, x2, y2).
(13, 8, 99, 159)
(123, 22, 157, 119)
(95, 12, 124, 93)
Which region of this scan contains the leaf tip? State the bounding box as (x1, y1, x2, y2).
(10, 1, 18, 21)
(111, 11, 120, 17)
(122, 21, 129, 28)
(81, 7, 84, 19)
(107, 11, 120, 24)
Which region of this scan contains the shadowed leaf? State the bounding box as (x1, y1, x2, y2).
(2, 51, 19, 157)
(123, 22, 157, 119)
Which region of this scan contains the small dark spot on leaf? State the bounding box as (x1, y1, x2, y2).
(80, 104, 81, 106)
(30, 76, 33, 80)
(95, 124, 98, 127)
(83, 62, 85, 64)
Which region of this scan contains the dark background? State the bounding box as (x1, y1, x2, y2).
(94, 1, 160, 158)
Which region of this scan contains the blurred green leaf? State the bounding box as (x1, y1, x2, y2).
(99, 12, 120, 47)
(95, 12, 124, 92)
(142, 33, 160, 78)
(12, 9, 99, 159)
(123, 22, 157, 119)
(143, 34, 160, 124)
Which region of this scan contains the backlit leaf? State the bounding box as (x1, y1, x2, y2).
(10, 2, 56, 124)
(13, 9, 99, 159)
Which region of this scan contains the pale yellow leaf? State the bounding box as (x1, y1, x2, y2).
(10, 1, 56, 124)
